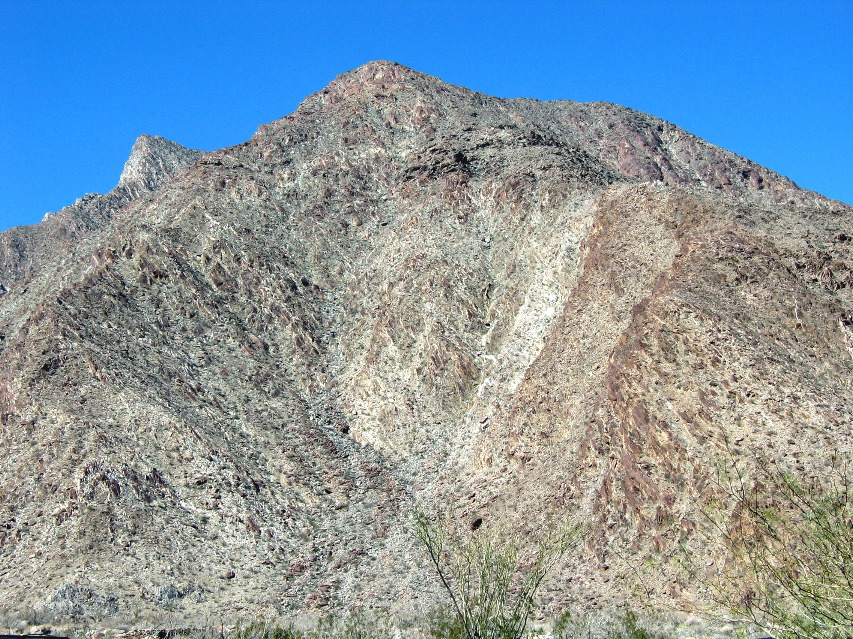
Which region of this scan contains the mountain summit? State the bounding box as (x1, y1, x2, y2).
(0, 61, 850, 624)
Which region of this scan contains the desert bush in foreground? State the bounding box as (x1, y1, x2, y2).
(695, 454, 853, 639)
(553, 608, 673, 639)
(234, 621, 305, 639)
(232, 613, 395, 639)
(414, 508, 584, 639)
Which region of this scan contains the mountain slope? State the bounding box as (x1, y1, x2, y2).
(0, 61, 850, 623)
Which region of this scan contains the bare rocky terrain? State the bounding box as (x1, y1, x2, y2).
(0, 61, 851, 626)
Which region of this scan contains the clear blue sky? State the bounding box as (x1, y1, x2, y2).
(1, 1, 851, 232)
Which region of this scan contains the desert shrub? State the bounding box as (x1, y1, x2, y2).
(414, 508, 584, 639)
(607, 610, 667, 639)
(694, 453, 853, 639)
(424, 606, 467, 639)
(233, 621, 304, 639)
(308, 610, 393, 639)
(337, 611, 393, 639)
(552, 607, 671, 639)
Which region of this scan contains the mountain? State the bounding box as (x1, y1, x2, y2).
(0, 61, 850, 625)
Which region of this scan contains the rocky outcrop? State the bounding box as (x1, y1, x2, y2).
(118, 135, 207, 196)
(0, 61, 850, 624)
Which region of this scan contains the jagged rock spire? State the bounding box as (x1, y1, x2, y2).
(118, 134, 205, 194)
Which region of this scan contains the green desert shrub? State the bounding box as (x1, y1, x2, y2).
(424, 606, 467, 639)
(552, 607, 672, 639)
(233, 621, 304, 639)
(414, 508, 584, 639)
(694, 453, 853, 639)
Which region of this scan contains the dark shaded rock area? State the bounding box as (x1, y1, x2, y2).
(0, 61, 850, 623)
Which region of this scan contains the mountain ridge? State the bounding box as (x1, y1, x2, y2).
(0, 134, 204, 296)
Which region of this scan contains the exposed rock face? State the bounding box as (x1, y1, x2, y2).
(118, 135, 207, 196)
(0, 61, 850, 622)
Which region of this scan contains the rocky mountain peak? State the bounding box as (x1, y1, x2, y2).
(328, 60, 425, 90)
(117, 134, 205, 194)
(291, 60, 456, 116)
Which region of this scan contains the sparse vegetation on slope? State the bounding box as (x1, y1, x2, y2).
(689, 453, 853, 639)
(414, 508, 584, 639)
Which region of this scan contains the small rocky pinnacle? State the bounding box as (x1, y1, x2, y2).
(117, 134, 205, 193)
